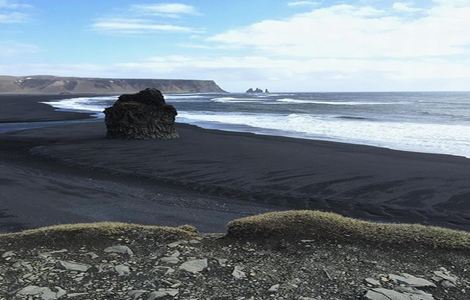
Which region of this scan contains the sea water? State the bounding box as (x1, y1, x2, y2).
(43, 92, 470, 158)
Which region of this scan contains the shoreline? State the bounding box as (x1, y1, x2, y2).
(0, 94, 96, 123)
(1, 94, 470, 233)
(4, 94, 469, 160)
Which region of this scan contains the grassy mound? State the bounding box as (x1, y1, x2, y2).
(227, 210, 470, 250)
(0, 222, 197, 247)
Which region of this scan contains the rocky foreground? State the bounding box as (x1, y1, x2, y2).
(1, 211, 469, 299)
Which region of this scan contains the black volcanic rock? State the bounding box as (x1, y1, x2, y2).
(104, 88, 178, 139)
(246, 88, 265, 93)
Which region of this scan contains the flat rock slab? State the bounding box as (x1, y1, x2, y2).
(57, 260, 90, 272)
(389, 273, 436, 288)
(364, 288, 435, 300)
(147, 288, 179, 299)
(179, 258, 208, 273)
(104, 245, 134, 256)
(17, 286, 66, 300)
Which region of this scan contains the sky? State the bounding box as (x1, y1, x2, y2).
(1, 0, 470, 92)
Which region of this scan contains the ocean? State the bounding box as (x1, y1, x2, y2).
(44, 92, 470, 158)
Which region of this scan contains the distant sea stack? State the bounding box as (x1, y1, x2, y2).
(246, 88, 269, 94)
(104, 88, 179, 140)
(0, 75, 225, 95)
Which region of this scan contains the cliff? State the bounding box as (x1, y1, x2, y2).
(0, 75, 225, 94)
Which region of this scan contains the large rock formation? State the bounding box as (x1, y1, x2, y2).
(246, 88, 265, 94)
(104, 88, 179, 139)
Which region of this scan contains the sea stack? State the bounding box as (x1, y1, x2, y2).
(104, 88, 179, 139)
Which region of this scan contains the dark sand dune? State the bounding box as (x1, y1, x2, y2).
(0, 137, 276, 233)
(3, 121, 470, 231)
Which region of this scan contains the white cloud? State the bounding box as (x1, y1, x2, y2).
(209, 3, 470, 59)
(0, 0, 30, 23)
(287, 1, 319, 7)
(392, 2, 422, 12)
(203, 1, 470, 90)
(93, 2, 199, 34)
(0, 42, 39, 56)
(92, 18, 197, 34)
(0, 11, 26, 22)
(131, 3, 198, 17)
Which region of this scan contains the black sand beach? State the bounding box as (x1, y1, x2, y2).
(1, 95, 470, 233)
(0, 94, 94, 123)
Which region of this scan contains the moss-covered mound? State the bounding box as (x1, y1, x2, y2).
(0, 222, 197, 247)
(227, 210, 470, 250)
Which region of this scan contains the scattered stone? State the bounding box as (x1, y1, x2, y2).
(389, 273, 436, 288)
(1, 251, 14, 258)
(57, 260, 91, 272)
(39, 249, 68, 258)
(86, 252, 99, 259)
(147, 288, 179, 299)
(268, 284, 280, 293)
(154, 266, 175, 275)
(128, 289, 147, 299)
(67, 292, 88, 298)
(66, 292, 88, 298)
(115, 264, 131, 276)
(179, 258, 208, 273)
(160, 256, 180, 264)
(364, 288, 409, 300)
(17, 285, 66, 300)
(104, 245, 134, 256)
(364, 278, 381, 287)
(432, 268, 458, 288)
(167, 240, 188, 248)
(232, 266, 246, 279)
(13, 261, 33, 271)
(216, 258, 228, 266)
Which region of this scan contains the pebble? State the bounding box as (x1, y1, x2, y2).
(128, 289, 147, 299)
(57, 260, 91, 272)
(160, 256, 180, 264)
(1, 251, 14, 259)
(232, 266, 246, 279)
(167, 240, 188, 248)
(364, 277, 381, 287)
(115, 264, 131, 276)
(147, 288, 179, 299)
(179, 258, 208, 273)
(388, 273, 436, 288)
(268, 284, 280, 293)
(104, 245, 134, 256)
(17, 285, 67, 300)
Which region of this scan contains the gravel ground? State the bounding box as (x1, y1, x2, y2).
(1, 229, 469, 299)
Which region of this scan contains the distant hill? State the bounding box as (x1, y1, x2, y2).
(0, 75, 225, 94)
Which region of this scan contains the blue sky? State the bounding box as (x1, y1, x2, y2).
(1, 0, 470, 91)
